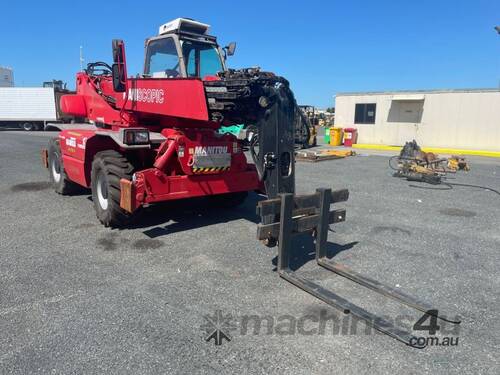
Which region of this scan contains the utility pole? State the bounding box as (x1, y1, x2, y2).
(79, 46, 84, 72)
(495, 27, 500, 88)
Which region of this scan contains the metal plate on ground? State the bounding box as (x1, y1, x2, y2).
(296, 149, 355, 162)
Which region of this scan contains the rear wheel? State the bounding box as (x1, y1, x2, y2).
(91, 150, 134, 227)
(48, 138, 80, 194)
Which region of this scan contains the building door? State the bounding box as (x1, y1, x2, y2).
(387, 99, 424, 145)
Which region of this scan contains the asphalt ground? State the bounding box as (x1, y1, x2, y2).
(0, 130, 499, 374)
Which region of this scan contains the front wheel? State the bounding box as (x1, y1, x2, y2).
(48, 138, 80, 194)
(91, 150, 134, 227)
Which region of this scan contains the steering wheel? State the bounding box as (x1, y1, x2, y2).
(164, 69, 179, 78)
(164, 62, 180, 78)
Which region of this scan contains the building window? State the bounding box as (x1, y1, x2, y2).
(354, 103, 376, 124)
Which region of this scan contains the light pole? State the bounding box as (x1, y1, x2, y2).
(80, 46, 84, 72)
(496, 27, 500, 88)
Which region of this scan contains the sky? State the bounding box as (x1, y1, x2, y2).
(1, 0, 499, 108)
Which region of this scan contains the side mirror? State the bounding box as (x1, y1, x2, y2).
(112, 39, 127, 92)
(112, 39, 124, 64)
(225, 42, 236, 56)
(112, 63, 126, 92)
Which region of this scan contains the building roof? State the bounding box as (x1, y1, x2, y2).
(335, 88, 500, 97)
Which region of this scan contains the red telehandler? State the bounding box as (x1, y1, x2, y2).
(42, 18, 459, 347)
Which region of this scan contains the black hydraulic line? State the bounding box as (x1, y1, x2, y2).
(408, 179, 500, 195)
(250, 133, 265, 181)
(85, 62, 113, 77)
(445, 181, 500, 196)
(409, 183, 453, 191)
(388, 155, 401, 171)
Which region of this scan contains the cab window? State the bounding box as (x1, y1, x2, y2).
(145, 37, 180, 77)
(182, 40, 223, 78)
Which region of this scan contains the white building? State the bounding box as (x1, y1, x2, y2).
(335, 89, 500, 151)
(0, 67, 14, 87)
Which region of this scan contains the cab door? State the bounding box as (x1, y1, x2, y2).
(144, 36, 185, 78)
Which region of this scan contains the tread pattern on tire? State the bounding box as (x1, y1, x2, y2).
(91, 150, 134, 227)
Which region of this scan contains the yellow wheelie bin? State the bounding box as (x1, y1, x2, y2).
(329, 127, 343, 146)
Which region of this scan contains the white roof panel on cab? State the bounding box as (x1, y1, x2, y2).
(158, 18, 210, 36)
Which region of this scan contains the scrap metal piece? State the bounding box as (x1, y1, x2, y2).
(296, 149, 355, 162)
(448, 155, 470, 171)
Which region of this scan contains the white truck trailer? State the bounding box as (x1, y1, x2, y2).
(0, 87, 74, 131)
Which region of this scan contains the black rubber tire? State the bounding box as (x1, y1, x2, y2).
(48, 138, 80, 195)
(91, 150, 134, 227)
(22, 122, 34, 131)
(209, 191, 248, 208)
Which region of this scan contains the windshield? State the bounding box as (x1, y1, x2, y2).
(181, 40, 224, 78)
(144, 37, 181, 77)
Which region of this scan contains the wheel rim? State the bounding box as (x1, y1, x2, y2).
(51, 154, 61, 183)
(96, 172, 109, 210)
(23, 123, 33, 131)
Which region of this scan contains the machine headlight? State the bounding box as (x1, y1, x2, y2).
(205, 86, 228, 93)
(123, 129, 150, 145)
(258, 96, 269, 108)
